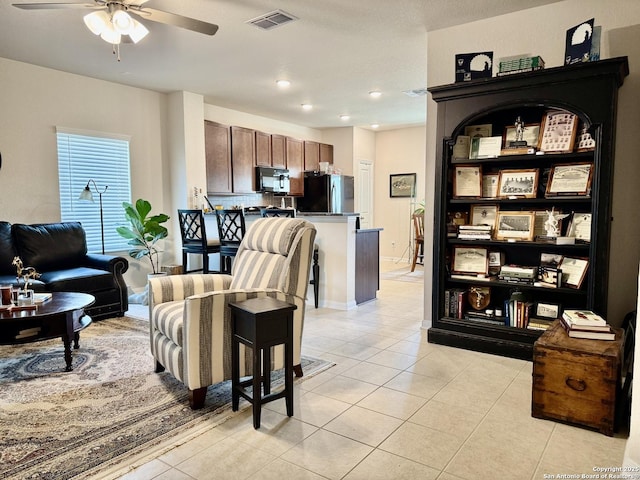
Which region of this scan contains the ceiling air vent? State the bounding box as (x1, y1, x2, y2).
(403, 88, 428, 98)
(247, 10, 298, 30)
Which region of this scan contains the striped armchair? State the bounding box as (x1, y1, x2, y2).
(148, 218, 316, 409)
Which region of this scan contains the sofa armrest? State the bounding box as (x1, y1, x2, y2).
(83, 253, 129, 275)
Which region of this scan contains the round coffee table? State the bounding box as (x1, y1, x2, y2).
(0, 292, 95, 371)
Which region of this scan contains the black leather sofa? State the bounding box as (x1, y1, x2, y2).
(0, 221, 128, 320)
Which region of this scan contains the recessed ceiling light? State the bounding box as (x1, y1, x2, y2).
(276, 79, 291, 88)
(340, 114, 350, 121)
(301, 104, 313, 110)
(369, 90, 382, 98)
(371, 123, 380, 129)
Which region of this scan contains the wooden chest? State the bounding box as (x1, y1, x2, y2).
(532, 320, 623, 436)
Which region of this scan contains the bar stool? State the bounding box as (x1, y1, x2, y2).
(215, 209, 246, 274)
(229, 297, 297, 429)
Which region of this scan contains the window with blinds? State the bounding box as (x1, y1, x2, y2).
(57, 128, 132, 254)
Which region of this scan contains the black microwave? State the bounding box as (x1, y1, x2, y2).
(256, 166, 290, 194)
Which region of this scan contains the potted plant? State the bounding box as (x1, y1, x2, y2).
(116, 199, 170, 275)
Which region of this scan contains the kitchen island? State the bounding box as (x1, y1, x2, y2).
(204, 212, 380, 309)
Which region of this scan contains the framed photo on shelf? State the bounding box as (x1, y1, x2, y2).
(538, 110, 578, 153)
(464, 124, 492, 138)
(482, 173, 499, 198)
(453, 165, 482, 198)
(389, 173, 416, 198)
(470, 204, 498, 230)
(545, 163, 593, 196)
(558, 256, 589, 289)
(567, 212, 592, 242)
(495, 210, 535, 241)
(502, 123, 540, 149)
(452, 246, 489, 275)
(497, 169, 539, 198)
(535, 302, 561, 319)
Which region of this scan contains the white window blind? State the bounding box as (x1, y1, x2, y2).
(57, 128, 132, 254)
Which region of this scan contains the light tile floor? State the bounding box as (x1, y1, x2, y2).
(112, 261, 628, 480)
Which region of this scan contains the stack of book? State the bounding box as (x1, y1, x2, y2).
(457, 224, 492, 240)
(444, 288, 467, 319)
(505, 297, 533, 328)
(560, 309, 615, 340)
(498, 265, 537, 285)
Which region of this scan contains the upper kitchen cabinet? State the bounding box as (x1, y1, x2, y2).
(320, 143, 334, 165)
(230, 126, 256, 194)
(205, 120, 232, 194)
(271, 134, 286, 169)
(255, 130, 272, 167)
(286, 137, 304, 196)
(304, 140, 320, 172)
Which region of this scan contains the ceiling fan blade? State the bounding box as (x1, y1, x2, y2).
(132, 7, 219, 36)
(12, 2, 100, 9)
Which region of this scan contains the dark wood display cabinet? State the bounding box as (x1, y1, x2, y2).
(427, 57, 628, 360)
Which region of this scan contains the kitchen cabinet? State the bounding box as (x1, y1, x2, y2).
(230, 126, 256, 193)
(255, 130, 272, 167)
(304, 140, 320, 172)
(271, 134, 286, 168)
(205, 120, 232, 194)
(427, 57, 628, 360)
(320, 143, 334, 165)
(286, 137, 304, 196)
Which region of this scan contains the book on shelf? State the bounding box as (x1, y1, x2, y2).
(450, 274, 496, 282)
(498, 275, 535, 285)
(500, 265, 537, 278)
(562, 309, 607, 327)
(444, 288, 467, 319)
(560, 317, 615, 341)
(527, 318, 554, 331)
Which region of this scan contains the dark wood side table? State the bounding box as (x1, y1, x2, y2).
(229, 297, 297, 429)
(0, 292, 95, 371)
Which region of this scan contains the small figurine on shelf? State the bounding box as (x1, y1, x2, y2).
(12, 256, 40, 305)
(543, 207, 569, 238)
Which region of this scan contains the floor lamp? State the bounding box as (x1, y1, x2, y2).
(78, 179, 108, 254)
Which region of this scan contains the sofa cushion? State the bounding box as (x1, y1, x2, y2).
(13, 222, 87, 271)
(0, 222, 16, 275)
(39, 267, 114, 292)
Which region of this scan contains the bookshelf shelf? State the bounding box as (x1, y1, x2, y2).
(427, 58, 629, 360)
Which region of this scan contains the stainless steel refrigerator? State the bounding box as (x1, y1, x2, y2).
(297, 172, 355, 213)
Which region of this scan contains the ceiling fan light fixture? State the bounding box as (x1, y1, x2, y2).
(84, 10, 110, 36)
(100, 25, 121, 45)
(112, 9, 133, 34)
(128, 19, 149, 43)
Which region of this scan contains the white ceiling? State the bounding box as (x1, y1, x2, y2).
(0, 0, 563, 130)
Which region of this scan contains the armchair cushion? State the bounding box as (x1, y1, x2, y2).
(0, 222, 16, 275)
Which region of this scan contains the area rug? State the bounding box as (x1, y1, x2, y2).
(381, 265, 424, 283)
(0, 316, 334, 480)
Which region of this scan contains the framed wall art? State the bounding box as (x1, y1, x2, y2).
(497, 169, 539, 198)
(495, 211, 535, 241)
(452, 246, 489, 275)
(453, 165, 482, 198)
(538, 110, 578, 153)
(389, 173, 416, 198)
(545, 163, 593, 197)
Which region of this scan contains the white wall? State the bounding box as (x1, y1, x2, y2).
(374, 126, 427, 260)
(425, 0, 640, 327)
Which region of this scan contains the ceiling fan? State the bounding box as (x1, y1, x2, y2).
(13, 1, 219, 59)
